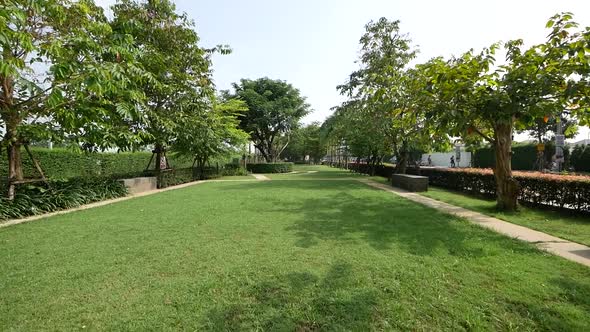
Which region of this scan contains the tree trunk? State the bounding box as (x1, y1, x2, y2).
(5, 119, 23, 199)
(395, 152, 408, 174)
(154, 143, 163, 172)
(197, 158, 205, 180)
(394, 142, 409, 174)
(493, 122, 519, 211)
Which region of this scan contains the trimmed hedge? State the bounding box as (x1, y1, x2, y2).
(0, 177, 127, 221)
(222, 164, 248, 176)
(347, 162, 590, 213)
(156, 167, 222, 188)
(416, 168, 590, 212)
(472, 143, 569, 170)
(345, 162, 395, 178)
(246, 163, 293, 173)
(0, 148, 194, 180)
(571, 144, 590, 172)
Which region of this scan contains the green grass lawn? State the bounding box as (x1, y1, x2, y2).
(421, 186, 590, 247)
(265, 164, 365, 180)
(1, 169, 590, 330)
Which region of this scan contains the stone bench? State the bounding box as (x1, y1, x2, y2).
(391, 174, 428, 192)
(120, 177, 157, 195)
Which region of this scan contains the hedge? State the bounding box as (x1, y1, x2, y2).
(0, 177, 127, 221)
(156, 167, 222, 188)
(472, 143, 569, 170)
(246, 163, 293, 173)
(222, 164, 248, 176)
(416, 168, 590, 213)
(0, 147, 194, 180)
(347, 162, 590, 213)
(571, 144, 590, 172)
(0, 165, 226, 220)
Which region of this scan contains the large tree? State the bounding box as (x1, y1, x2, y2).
(337, 18, 449, 174)
(225, 78, 310, 162)
(110, 0, 227, 171)
(282, 122, 323, 163)
(323, 100, 392, 174)
(1, 0, 152, 199)
(429, 13, 590, 211)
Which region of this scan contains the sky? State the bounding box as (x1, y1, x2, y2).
(98, 0, 590, 142)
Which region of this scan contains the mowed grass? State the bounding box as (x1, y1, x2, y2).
(265, 164, 364, 180)
(0, 175, 589, 330)
(422, 186, 590, 247)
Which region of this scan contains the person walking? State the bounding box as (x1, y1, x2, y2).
(427, 155, 432, 166)
(450, 155, 455, 168)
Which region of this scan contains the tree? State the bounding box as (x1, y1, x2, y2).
(524, 116, 578, 143)
(337, 18, 449, 174)
(323, 101, 392, 174)
(282, 122, 323, 163)
(225, 78, 310, 162)
(429, 13, 590, 211)
(1, 0, 152, 199)
(110, 0, 227, 172)
(172, 95, 248, 178)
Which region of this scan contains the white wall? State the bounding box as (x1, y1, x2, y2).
(421, 151, 472, 168)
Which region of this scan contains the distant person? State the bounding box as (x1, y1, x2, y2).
(427, 155, 432, 166)
(450, 156, 455, 168)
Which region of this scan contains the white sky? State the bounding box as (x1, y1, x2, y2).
(97, 0, 590, 142)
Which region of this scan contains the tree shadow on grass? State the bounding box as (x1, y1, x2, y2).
(215, 180, 537, 257)
(203, 262, 382, 331)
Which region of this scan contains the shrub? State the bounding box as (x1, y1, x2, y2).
(156, 167, 221, 188)
(222, 164, 248, 176)
(347, 162, 590, 213)
(418, 168, 590, 213)
(571, 144, 590, 172)
(246, 163, 293, 173)
(472, 143, 569, 170)
(0, 148, 194, 180)
(0, 177, 127, 221)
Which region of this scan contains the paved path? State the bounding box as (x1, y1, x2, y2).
(360, 179, 590, 268)
(252, 174, 271, 181)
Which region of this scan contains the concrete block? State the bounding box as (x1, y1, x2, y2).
(391, 174, 428, 192)
(120, 177, 157, 195)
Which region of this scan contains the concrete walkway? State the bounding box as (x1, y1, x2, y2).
(361, 180, 590, 268)
(252, 174, 271, 181)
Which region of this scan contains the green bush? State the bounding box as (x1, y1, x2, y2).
(0, 148, 194, 180)
(222, 164, 248, 176)
(571, 145, 590, 172)
(347, 162, 590, 213)
(472, 143, 568, 170)
(0, 177, 127, 221)
(156, 167, 222, 188)
(246, 163, 293, 173)
(157, 168, 194, 188)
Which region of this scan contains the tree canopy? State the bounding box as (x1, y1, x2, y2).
(172, 96, 248, 178)
(332, 18, 450, 174)
(224, 77, 310, 162)
(427, 13, 590, 210)
(1, 0, 155, 198)
(325, 12, 589, 211)
(110, 0, 229, 170)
